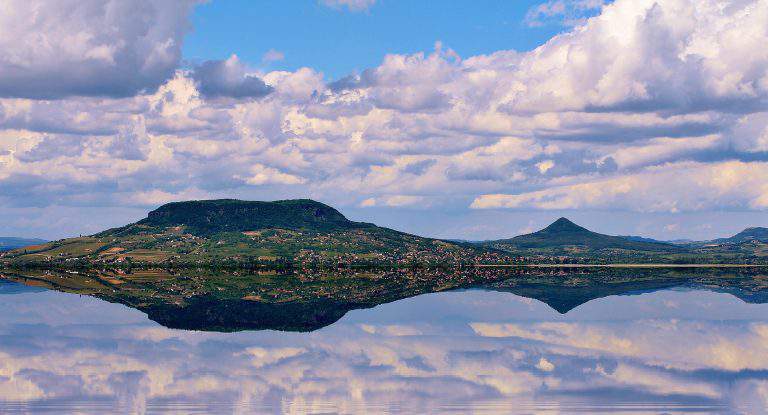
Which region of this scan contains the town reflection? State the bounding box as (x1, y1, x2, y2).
(0, 273, 768, 413)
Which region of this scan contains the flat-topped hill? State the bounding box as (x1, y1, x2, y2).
(5, 199, 481, 266)
(100, 199, 372, 237)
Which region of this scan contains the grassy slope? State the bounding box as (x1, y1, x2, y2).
(4, 205, 768, 267)
(716, 227, 768, 244)
(482, 218, 768, 264)
(2, 199, 481, 265)
(485, 218, 681, 253)
(98, 199, 371, 237)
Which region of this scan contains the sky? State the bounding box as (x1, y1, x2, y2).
(1, 0, 768, 241)
(183, 0, 572, 79)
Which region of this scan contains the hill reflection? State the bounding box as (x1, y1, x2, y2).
(2, 266, 768, 332)
(0, 279, 767, 412)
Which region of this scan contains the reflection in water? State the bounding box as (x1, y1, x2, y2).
(1, 269, 768, 413)
(0, 276, 767, 412)
(2, 266, 768, 332)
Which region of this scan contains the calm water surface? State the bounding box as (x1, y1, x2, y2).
(0, 279, 767, 414)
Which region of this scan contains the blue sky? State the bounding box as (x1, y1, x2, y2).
(1, 0, 767, 241)
(183, 0, 569, 80)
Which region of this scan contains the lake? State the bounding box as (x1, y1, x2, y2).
(0, 275, 767, 414)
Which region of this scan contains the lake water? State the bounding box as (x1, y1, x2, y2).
(1, 278, 767, 414)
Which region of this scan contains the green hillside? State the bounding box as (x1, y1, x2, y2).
(99, 199, 371, 237)
(484, 217, 682, 254)
(5, 204, 768, 268)
(2, 199, 483, 267)
(717, 227, 768, 244)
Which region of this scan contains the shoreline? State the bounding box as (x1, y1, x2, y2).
(476, 263, 768, 268)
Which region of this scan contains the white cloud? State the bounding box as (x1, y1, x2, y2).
(605, 134, 723, 169)
(2, 0, 768, 236)
(536, 357, 555, 372)
(472, 161, 768, 212)
(0, 0, 199, 99)
(731, 112, 768, 153)
(536, 160, 555, 174)
(508, 0, 768, 114)
(237, 164, 306, 186)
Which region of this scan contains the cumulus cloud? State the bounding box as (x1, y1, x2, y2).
(2, 0, 768, 236)
(0, 0, 198, 99)
(471, 161, 768, 212)
(236, 163, 306, 185)
(15, 135, 85, 163)
(508, 0, 768, 114)
(190, 55, 273, 99)
(730, 112, 768, 153)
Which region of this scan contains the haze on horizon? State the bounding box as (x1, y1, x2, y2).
(1, 0, 768, 242)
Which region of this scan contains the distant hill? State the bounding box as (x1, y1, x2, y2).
(715, 227, 768, 244)
(667, 239, 695, 244)
(484, 218, 681, 253)
(619, 235, 665, 244)
(619, 235, 694, 245)
(2, 199, 482, 266)
(0, 237, 47, 252)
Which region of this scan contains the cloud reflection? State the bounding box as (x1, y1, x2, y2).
(0, 286, 766, 413)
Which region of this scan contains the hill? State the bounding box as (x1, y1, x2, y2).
(1, 199, 483, 267)
(99, 199, 370, 237)
(618, 235, 666, 244)
(716, 227, 768, 244)
(0, 237, 47, 252)
(483, 218, 681, 254)
(4, 204, 767, 267)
